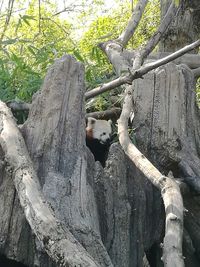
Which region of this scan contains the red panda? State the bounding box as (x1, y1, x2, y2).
(86, 117, 112, 167)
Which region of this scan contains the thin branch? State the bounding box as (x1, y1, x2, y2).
(148, 52, 200, 69)
(141, 2, 177, 59)
(85, 39, 200, 100)
(85, 75, 128, 100)
(0, 101, 99, 267)
(0, 8, 26, 18)
(53, 4, 84, 16)
(117, 0, 149, 47)
(86, 108, 121, 120)
(6, 101, 121, 121)
(139, 39, 200, 74)
(38, 0, 41, 33)
(0, 0, 15, 43)
(193, 67, 200, 78)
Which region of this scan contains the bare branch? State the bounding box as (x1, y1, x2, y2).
(0, 0, 15, 43)
(139, 39, 200, 73)
(193, 67, 200, 78)
(86, 108, 121, 120)
(85, 75, 128, 100)
(148, 52, 200, 69)
(53, 4, 84, 16)
(0, 101, 99, 267)
(117, 0, 149, 47)
(38, 0, 41, 33)
(85, 39, 200, 100)
(141, 2, 177, 59)
(117, 92, 184, 267)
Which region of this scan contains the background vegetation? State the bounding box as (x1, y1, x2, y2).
(0, 0, 199, 109)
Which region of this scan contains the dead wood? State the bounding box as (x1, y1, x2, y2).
(85, 39, 200, 100)
(0, 55, 115, 267)
(0, 100, 100, 267)
(85, 108, 121, 120)
(99, 2, 187, 266)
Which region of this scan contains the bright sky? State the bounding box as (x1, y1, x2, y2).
(55, 0, 118, 21)
(54, 0, 119, 36)
(0, 0, 119, 36)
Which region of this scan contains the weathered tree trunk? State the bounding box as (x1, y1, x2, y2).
(0, 55, 112, 267)
(160, 0, 200, 52)
(155, 1, 200, 266)
(132, 62, 200, 266)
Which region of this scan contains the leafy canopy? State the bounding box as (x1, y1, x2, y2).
(0, 0, 74, 102)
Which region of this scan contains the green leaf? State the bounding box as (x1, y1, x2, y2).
(28, 46, 36, 55)
(73, 50, 84, 62)
(1, 38, 18, 45)
(21, 15, 36, 26)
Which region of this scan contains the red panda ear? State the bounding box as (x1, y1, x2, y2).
(86, 117, 96, 128)
(88, 117, 96, 125)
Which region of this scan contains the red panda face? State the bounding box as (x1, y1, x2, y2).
(86, 117, 112, 144)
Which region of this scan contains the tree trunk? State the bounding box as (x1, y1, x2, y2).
(160, 0, 200, 52)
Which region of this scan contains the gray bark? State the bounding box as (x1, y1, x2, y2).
(132, 63, 200, 266)
(160, 0, 200, 52)
(21, 54, 112, 267)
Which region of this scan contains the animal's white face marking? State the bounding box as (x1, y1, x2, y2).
(86, 117, 112, 144)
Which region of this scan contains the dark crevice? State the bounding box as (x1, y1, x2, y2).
(0, 254, 28, 267)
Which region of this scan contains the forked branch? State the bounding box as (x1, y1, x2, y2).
(117, 0, 149, 46)
(85, 39, 200, 100)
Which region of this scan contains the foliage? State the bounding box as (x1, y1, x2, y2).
(0, 0, 160, 109)
(79, 0, 160, 111)
(0, 0, 74, 102)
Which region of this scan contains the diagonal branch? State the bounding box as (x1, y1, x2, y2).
(141, 2, 177, 59)
(0, 101, 99, 267)
(117, 95, 184, 266)
(117, 0, 149, 47)
(85, 39, 200, 100)
(193, 67, 200, 78)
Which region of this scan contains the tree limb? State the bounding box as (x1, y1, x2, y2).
(148, 52, 200, 69)
(117, 0, 149, 47)
(117, 97, 184, 266)
(86, 108, 121, 120)
(141, 2, 177, 59)
(192, 67, 200, 78)
(0, 101, 99, 267)
(85, 39, 200, 100)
